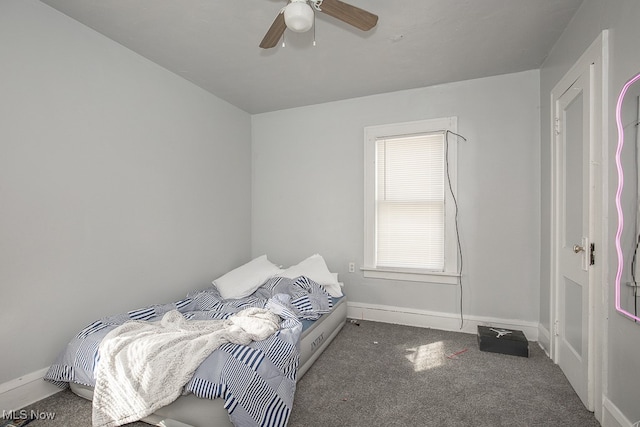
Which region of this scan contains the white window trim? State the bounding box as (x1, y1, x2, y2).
(363, 116, 459, 284)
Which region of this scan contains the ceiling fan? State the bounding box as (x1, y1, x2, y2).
(259, 0, 378, 49)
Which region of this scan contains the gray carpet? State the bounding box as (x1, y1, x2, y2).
(289, 320, 599, 427)
(17, 320, 599, 426)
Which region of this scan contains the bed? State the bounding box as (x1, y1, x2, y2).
(44, 273, 347, 427)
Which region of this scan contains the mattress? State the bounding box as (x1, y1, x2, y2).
(70, 295, 347, 427)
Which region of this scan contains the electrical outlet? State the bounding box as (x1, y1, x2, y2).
(348, 262, 355, 273)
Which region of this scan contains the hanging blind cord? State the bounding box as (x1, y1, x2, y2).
(445, 130, 467, 329)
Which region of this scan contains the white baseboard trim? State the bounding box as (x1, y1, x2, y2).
(602, 396, 637, 427)
(346, 302, 539, 341)
(0, 368, 61, 413)
(537, 324, 551, 356)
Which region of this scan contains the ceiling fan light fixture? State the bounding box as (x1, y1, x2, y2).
(284, 1, 314, 33)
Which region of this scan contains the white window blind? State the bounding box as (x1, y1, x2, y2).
(376, 133, 445, 270)
(364, 116, 458, 284)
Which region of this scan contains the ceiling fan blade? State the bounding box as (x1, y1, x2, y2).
(318, 0, 378, 31)
(260, 12, 286, 49)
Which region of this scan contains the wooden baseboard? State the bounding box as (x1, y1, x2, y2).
(0, 368, 61, 413)
(346, 302, 539, 341)
(602, 396, 637, 427)
(537, 323, 551, 356)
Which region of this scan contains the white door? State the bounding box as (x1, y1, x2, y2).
(555, 70, 592, 409)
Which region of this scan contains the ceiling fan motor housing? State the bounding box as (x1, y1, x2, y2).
(260, 0, 377, 49)
(284, 0, 314, 33)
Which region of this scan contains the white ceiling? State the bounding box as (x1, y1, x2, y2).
(38, 0, 584, 114)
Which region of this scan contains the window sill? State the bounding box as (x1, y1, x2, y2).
(361, 267, 460, 285)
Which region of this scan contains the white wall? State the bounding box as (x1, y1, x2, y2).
(252, 70, 541, 325)
(540, 1, 640, 424)
(0, 0, 252, 386)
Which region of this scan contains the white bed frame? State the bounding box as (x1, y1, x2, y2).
(71, 297, 347, 427)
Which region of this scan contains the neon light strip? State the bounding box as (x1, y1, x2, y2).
(615, 72, 640, 323)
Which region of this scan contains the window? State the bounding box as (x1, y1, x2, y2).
(363, 117, 459, 284)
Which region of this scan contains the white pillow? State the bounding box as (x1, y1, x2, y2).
(281, 254, 343, 297)
(213, 255, 282, 300)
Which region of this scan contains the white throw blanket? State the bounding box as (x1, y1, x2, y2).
(92, 308, 281, 427)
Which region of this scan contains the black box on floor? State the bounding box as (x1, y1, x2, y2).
(477, 326, 529, 357)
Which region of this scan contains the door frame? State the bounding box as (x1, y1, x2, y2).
(549, 30, 608, 418)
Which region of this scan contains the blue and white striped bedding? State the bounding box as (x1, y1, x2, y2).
(44, 276, 333, 427)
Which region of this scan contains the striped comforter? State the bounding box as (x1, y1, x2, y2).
(44, 276, 333, 427)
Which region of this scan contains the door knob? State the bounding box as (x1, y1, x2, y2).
(573, 244, 585, 253)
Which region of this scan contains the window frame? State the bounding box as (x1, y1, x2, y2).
(363, 117, 459, 284)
